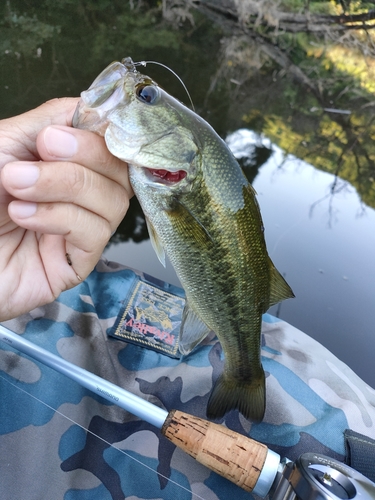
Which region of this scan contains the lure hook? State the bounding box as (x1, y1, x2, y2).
(134, 60, 195, 111)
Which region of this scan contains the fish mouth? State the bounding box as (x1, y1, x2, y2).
(148, 168, 187, 184)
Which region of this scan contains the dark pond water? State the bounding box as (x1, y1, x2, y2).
(1, 2, 374, 387)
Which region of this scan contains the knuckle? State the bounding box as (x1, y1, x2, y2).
(62, 163, 86, 197)
(101, 223, 113, 243)
(109, 186, 130, 224)
(89, 136, 127, 176)
(94, 140, 112, 167)
(76, 132, 110, 169)
(67, 205, 111, 248)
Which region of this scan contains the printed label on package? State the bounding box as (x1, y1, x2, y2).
(110, 280, 185, 358)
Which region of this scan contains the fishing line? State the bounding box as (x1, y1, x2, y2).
(134, 60, 196, 111)
(270, 213, 305, 255)
(0, 371, 208, 500)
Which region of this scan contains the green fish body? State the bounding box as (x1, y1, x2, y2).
(73, 58, 294, 421)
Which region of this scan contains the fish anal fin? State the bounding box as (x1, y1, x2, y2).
(145, 217, 166, 267)
(268, 261, 295, 308)
(179, 302, 211, 355)
(207, 370, 265, 422)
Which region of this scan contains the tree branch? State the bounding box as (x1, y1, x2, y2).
(190, 1, 375, 33)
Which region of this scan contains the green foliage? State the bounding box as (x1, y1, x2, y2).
(88, 10, 180, 65)
(254, 98, 375, 209)
(0, 0, 374, 210)
(0, 5, 59, 58)
(0, 0, 199, 116)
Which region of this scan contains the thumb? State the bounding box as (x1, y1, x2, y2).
(1, 98, 80, 163)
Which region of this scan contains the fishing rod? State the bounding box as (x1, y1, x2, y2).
(1, 324, 375, 499)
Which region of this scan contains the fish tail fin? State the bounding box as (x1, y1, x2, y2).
(207, 370, 266, 422)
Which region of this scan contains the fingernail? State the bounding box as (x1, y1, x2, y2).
(4, 162, 40, 188)
(44, 126, 78, 159)
(10, 201, 37, 218)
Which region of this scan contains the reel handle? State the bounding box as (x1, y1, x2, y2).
(162, 409, 274, 493)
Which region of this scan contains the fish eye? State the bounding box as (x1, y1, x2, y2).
(136, 85, 159, 104)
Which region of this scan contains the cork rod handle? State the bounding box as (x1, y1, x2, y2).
(161, 409, 268, 492)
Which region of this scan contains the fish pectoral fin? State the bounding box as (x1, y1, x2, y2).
(245, 182, 257, 196)
(169, 198, 214, 247)
(268, 261, 295, 308)
(145, 217, 166, 267)
(179, 302, 211, 355)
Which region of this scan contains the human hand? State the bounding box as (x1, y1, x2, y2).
(0, 98, 132, 322)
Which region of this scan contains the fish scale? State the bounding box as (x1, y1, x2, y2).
(73, 57, 294, 422)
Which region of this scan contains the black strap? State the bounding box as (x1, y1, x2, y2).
(345, 429, 375, 482)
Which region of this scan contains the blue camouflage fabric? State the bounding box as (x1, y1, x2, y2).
(1, 259, 374, 500)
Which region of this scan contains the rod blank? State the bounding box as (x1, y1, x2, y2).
(0, 324, 168, 429)
(0, 323, 280, 496)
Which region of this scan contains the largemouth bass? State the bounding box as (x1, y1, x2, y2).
(73, 58, 294, 422)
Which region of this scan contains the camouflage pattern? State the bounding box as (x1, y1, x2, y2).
(1, 259, 374, 500)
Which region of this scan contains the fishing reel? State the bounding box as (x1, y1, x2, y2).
(269, 452, 375, 500)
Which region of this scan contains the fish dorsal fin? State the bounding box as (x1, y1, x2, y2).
(179, 301, 211, 355)
(145, 217, 166, 267)
(268, 261, 295, 307)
